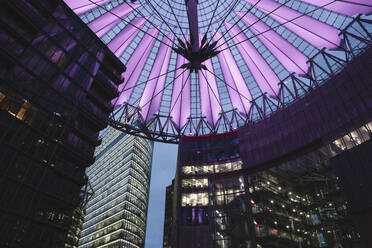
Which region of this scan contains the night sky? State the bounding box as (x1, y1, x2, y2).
(145, 142, 178, 247)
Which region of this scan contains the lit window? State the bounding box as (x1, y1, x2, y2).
(182, 178, 208, 188)
(181, 192, 209, 206)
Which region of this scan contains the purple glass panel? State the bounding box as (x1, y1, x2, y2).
(243, 0, 341, 49)
(113, 28, 160, 106)
(235, 12, 308, 75)
(170, 55, 191, 128)
(140, 33, 174, 122)
(226, 22, 279, 96)
(64, 0, 112, 15)
(198, 59, 221, 126)
(88, 3, 139, 34)
(300, 0, 372, 16)
(108, 18, 147, 57)
(213, 30, 251, 115)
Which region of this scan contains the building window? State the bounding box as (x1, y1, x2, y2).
(182, 160, 242, 175)
(182, 178, 208, 188)
(181, 192, 209, 206)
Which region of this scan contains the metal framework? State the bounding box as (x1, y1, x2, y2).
(64, 0, 372, 143)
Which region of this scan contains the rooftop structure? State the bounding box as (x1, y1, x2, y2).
(64, 0, 372, 142)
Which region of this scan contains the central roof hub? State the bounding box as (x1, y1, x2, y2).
(172, 35, 220, 72)
(173, 0, 220, 72)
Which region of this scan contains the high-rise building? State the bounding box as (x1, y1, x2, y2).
(0, 0, 125, 247)
(163, 180, 175, 248)
(78, 123, 154, 248)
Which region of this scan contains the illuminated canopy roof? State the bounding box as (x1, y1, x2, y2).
(64, 0, 372, 142)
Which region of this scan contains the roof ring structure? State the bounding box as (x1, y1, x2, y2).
(64, 0, 372, 143)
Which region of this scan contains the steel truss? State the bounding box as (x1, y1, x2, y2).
(108, 16, 372, 143)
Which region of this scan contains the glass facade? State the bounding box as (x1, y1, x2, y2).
(174, 133, 250, 248)
(167, 126, 372, 248)
(79, 124, 153, 248)
(246, 153, 361, 248)
(0, 0, 124, 247)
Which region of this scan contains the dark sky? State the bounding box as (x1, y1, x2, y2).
(145, 142, 178, 248)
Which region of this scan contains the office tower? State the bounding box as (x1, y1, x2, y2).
(163, 180, 175, 248)
(0, 0, 125, 247)
(78, 123, 154, 248)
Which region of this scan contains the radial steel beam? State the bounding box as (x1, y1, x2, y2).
(185, 0, 200, 52)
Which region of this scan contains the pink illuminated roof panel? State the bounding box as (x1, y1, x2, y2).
(213, 30, 252, 115)
(108, 17, 148, 57)
(198, 59, 221, 126)
(88, 3, 140, 34)
(226, 22, 279, 97)
(64, 0, 111, 15)
(300, 0, 372, 16)
(140, 34, 174, 122)
(243, 0, 341, 49)
(235, 12, 308, 75)
(170, 55, 191, 128)
(113, 27, 159, 105)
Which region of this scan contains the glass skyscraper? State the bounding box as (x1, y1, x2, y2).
(79, 124, 153, 248)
